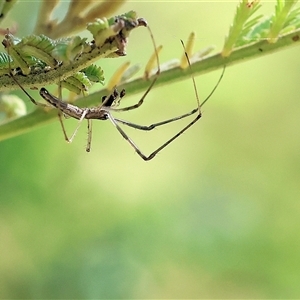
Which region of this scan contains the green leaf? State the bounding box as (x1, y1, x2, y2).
(267, 0, 298, 42)
(17, 34, 58, 68)
(61, 72, 92, 95)
(222, 0, 262, 56)
(53, 36, 88, 63)
(82, 65, 105, 84)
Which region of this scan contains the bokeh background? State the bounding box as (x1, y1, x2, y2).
(1, 1, 300, 298)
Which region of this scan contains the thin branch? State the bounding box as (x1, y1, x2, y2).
(0, 27, 299, 142)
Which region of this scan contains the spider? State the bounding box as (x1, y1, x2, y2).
(7, 24, 225, 161)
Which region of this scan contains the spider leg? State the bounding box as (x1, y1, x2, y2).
(111, 63, 225, 117)
(4, 31, 46, 107)
(114, 107, 198, 130)
(9, 74, 47, 107)
(105, 26, 161, 114)
(86, 119, 93, 152)
(57, 110, 70, 142)
(106, 112, 149, 160)
(106, 40, 225, 160)
(146, 114, 201, 160)
(107, 110, 201, 161)
(52, 105, 89, 145)
(54, 80, 71, 142)
(111, 73, 159, 112)
(141, 63, 225, 159)
(40, 87, 90, 145)
(68, 109, 89, 143)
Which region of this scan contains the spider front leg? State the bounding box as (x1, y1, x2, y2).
(105, 42, 225, 160)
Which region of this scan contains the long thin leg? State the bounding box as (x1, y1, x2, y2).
(114, 108, 198, 130)
(9, 68, 77, 145)
(9, 74, 46, 107)
(57, 110, 70, 141)
(55, 80, 71, 141)
(57, 108, 89, 145)
(8, 71, 49, 107)
(112, 64, 225, 130)
(147, 114, 201, 160)
(107, 41, 225, 160)
(4, 31, 46, 107)
(106, 35, 225, 116)
(106, 112, 149, 160)
(107, 110, 201, 161)
(68, 109, 89, 142)
(108, 62, 225, 114)
(86, 119, 93, 152)
(109, 73, 158, 112)
(180, 40, 201, 111)
(102, 26, 161, 114)
(112, 67, 225, 131)
(40, 86, 90, 145)
(137, 43, 225, 159)
(6, 28, 79, 147)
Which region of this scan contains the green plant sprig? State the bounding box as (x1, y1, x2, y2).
(0, 0, 300, 143)
(222, 0, 300, 55)
(268, 0, 299, 42)
(0, 11, 145, 93)
(222, 0, 262, 57)
(0, 26, 299, 143)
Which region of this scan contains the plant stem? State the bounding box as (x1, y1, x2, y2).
(0, 28, 299, 143)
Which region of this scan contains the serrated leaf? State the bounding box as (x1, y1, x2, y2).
(87, 11, 141, 48)
(268, 0, 298, 43)
(236, 17, 271, 47)
(17, 34, 58, 67)
(53, 36, 87, 63)
(87, 17, 117, 48)
(82, 64, 104, 84)
(222, 0, 262, 56)
(87, 17, 109, 37)
(282, 6, 300, 30)
(0, 51, 13, 69)
(61, 72, 92, 95)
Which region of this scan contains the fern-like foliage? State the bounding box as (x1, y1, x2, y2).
(223, 0, 300, 53)
(0, 11, 145, 94)
(0, 1, 300, 141)
(222, 0, 262, 57)
(268, 0, 300, 41)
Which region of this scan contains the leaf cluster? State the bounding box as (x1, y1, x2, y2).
(0, 10, 144, 94)
(0, 0, 300, 143)
(222, 0, 300, 55)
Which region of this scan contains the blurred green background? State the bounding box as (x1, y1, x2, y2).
(1, 1, 300, 298)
